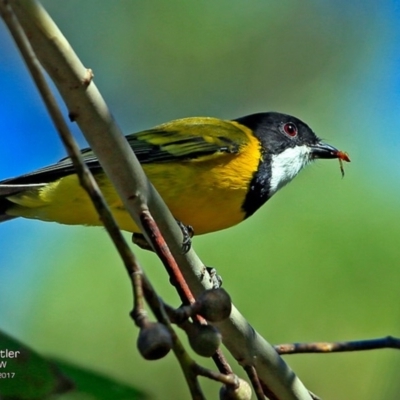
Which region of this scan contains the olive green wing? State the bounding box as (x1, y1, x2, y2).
(0, 117, 249, 187)
(81, 116, 248, 164)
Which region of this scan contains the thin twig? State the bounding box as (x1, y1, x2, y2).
(275, 336, 400, 355)
(140, 210, 196, 304)
(212, 349, 233, 375)
(194, 364, 238, 386)
(244, 365, 268, 400)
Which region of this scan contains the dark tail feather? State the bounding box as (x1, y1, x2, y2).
(0, 197, 17, 223)
(0, 184, 45, 224)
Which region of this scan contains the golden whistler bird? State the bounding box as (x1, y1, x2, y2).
(0, 112, 350, 235)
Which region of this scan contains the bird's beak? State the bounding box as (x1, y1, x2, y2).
(310, 141, 350, 162)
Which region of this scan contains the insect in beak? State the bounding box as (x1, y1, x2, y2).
(336, 151, 351, 178)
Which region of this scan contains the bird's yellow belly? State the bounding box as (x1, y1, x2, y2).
(7, 156, 256, 235)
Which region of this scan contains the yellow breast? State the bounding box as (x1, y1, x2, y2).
(6, 123, 261, 235)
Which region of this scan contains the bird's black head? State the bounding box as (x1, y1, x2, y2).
(235, 112, 332, 156)
(234, 112, 349, 218)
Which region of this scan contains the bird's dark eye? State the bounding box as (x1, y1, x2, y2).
(282, 122, 298, 137)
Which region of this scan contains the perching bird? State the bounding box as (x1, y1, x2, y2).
(0, 112, 350, 235)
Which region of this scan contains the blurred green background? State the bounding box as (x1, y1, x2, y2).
(1, 1, 399, 399)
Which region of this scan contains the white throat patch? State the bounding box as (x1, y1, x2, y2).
(269, 145, 311, 195)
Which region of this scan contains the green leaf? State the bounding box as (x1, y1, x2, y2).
(0, 330, 146, 400)
(51, 359, 147, 400)
(0, 330, 59, 399)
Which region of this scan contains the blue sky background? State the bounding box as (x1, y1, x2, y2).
(0, 1, 400, 399)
